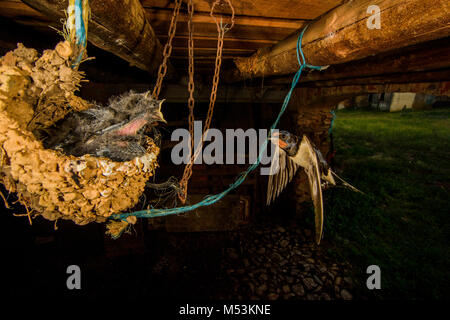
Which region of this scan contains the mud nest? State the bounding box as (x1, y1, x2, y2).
(0, 41, 159, 226)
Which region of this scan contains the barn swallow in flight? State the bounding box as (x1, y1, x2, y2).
(44, 90, 166, 161)
(266, 130, 361, 244)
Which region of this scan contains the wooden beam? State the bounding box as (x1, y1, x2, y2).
(231, 0, 450, 80)
(289, 81, 450, 110)
(0, 1, 279, 52)
(21, 0, 165, 74)
(79, 82, 289, 104)
(227, 38, 450, 84)
(300, 37, 450, 84)
(303, 69, 450, 87)
(1, 1, 300, 65)
(0, 1, 49, 21)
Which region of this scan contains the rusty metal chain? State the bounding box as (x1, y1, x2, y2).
(152, 0, 182, 100)
(178, 0, 196, 203)
(178, 0, 235, 203)
(187, 0, 195, 164)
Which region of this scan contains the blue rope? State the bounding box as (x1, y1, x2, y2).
(74, 0, 87, 48)
(68, 0, 88, 68)
(110, 25, 327, 221)
(329, 110, 336, 135)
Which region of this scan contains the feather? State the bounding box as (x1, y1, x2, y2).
(266, 135, 324, 244)
(266, 132, 362, 245)
(300, 136, 324, 245)
(266, 145, 300, 205)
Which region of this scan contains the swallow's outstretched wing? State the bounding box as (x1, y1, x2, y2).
(266, 145, 300, 206)
(266, 135, 325, 244)
(299, 136, 324, 245)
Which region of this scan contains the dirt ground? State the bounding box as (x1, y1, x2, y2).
(0, 202, 355, 300)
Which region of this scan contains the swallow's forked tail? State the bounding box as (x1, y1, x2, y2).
(330, 171, 365, 195)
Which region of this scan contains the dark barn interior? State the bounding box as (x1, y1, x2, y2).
(0, 0, 449, 304)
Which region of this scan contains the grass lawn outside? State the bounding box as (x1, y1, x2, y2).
(321, 108, 449, 299)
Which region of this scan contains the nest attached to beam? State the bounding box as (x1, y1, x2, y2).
(0, 41, 159, 226)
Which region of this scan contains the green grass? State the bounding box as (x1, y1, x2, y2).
(323, 108, 450, 300)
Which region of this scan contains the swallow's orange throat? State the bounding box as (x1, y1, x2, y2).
(278, 139, 288, 149)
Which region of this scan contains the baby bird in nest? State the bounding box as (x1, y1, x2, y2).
(43, 91, 166, 161)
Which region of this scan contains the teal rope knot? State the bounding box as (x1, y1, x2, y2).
(110, 24, 328, 221)
(296, 25, 329, 73)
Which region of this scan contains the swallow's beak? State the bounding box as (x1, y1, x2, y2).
(153, 110, 167, 124)
(152, 99, 167, 124)
(268, 132, 287, 149)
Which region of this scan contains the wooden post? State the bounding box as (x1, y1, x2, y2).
(22, 0, 165, 74)
(230, 0, 450, 80)
(287, 103, 335, 207)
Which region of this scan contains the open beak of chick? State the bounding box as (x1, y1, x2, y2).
(142, 91, 167, 125)
(115, 100, 167, 136)
(151, 99, 167, 124)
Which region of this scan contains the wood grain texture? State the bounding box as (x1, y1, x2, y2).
(0, 0, 306, 72)
(140, 0, 343, 20)
(232, 0, 450, 79)
(260, 38, 450, 85)
(289, 81, 450, 110)
(19, 0, 164, 73)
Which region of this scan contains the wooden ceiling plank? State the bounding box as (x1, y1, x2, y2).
(152, 20, 300, 41)
(159, 36, 276, 51)
(140, 0, 343, 20)
(159, 34, 277, 45)
(145, 9, 308, 29)
(172, 46, 255, 53)
(170, 56, 235, 60)
(0, 1, 300, 66)
(0, 3, 281, 46)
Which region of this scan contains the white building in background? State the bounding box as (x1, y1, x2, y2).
(337, 93, 448, 112)
(389, 93, 416, 112)
(349, 93, 439, 112)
